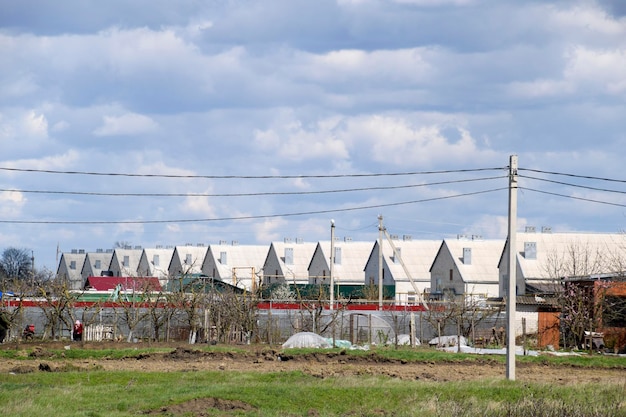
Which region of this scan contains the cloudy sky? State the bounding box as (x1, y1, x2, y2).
(1, 0, 626, 272)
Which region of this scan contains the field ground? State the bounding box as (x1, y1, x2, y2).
(1, 340, 625, 384)
(0, 342, 626, 417)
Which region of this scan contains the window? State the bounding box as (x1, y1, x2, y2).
(185, 254, 192, 265)
(95, 260, 101, 269)
(70, 261, 76, 270)
(449, 269, 453, 281)
(123, 256, 129, 267)
(153, 254, 160, 267)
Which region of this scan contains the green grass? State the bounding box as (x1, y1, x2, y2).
(0, 369, 624, 417)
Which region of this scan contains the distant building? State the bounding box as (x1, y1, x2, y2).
(56, 249, 87, 290)
(430, 237, 504, 300)
(202, 243, 268, 291)
(262, 240, 316, 286)
(363, 238, 441, 304)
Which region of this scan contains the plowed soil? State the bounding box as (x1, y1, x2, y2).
(1, 341, 625, 386)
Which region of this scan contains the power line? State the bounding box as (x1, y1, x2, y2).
(521, 187, 626, 208)
(0, 175, 506, 198)
(0, 166, 506, 179)
(519, 174, 626, 196)
(0, 187, 507, 225)
(519, 168, 626, 184)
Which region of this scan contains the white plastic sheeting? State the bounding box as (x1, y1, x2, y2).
(282, 332, 332, 349)
(428, 335, 467, 347)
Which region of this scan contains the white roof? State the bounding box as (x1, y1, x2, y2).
(508, 231, 626, 279)
(139, 247, 174, 277)
(380, 239, 442, 281)
(170, 245, 209, 275)
(314, 240, 375, 283)
(442, 238, 505, 284)
(265, 241, 317, 281)
(207, 244, 269, 278)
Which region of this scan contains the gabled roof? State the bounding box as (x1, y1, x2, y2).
(109, 248, 143, 276)
(81, 251, 114, 277)
(367, 239, 441, 282)
(84, 276, 162, 292)
(263, 241, 317, 281)
(311, 240, 375, 282)
(170, 245, 209, 275)
(204, 244, 268, 279)
(56, 252, 86, 280)
(499, 231, 626, 279)
(138, 247, 175, 278)
(434, 238, 505, 284)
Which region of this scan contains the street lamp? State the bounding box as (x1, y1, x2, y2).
(330, 219, 335, 311)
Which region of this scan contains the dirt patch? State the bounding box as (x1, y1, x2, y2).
(1, 341, 625, 385)
(142, 397, 256, 416)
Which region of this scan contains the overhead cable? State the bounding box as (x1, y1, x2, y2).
(0, 166, 507, 179)
(0, 175, 506, 198)
(0, 187, 507, 225)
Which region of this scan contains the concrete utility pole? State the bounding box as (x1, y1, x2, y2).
(330, 219, 335, 311)
(378, 215, 384, 311)
(506, 155, 518, 381)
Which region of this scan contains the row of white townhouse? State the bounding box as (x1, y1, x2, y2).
(56, 229, 626, 302)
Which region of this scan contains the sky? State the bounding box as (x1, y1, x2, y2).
(1, 0, 626, 273)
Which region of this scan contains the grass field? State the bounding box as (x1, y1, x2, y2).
(0, 345, 625, 416)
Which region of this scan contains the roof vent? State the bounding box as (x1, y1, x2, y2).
(219, 240, 228, 245)
(284, 237, 292, 243)
(525, 226, 536, 233)
(403, 235, 412, 241)
(231, 240, 239, 246)
(344, 237, 352, 242)
(541, 226, 552, 233)
(71, 249, 78, 254)
(390, 234, 399, 240)
(295, 237, 304, 244)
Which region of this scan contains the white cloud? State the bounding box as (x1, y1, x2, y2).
(0, 191, 26, 217)
(93, 113, 158, 136)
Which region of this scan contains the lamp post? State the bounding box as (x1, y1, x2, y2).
(330, 220, 335, 311)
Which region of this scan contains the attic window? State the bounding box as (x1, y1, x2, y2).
(95, 260, 101, 269)
(70, 260, 76, 270)
(153, 254, 160, 267)
(123, 255, 130, 267)
(334, 247, 342, 265)
(284, 247, 294, 265)
(524, 242, 537, 259)
(185, 254, 192, 265)
(463, 248, 471, 265)
(393, 248, 401, 264)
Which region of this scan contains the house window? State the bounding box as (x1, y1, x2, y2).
(70, 261, 76, 270)
(449, 269, 453, 281)
(123, 256, 129, 267)
(95, 260, 101, 269)
(153, 254, 160, 267)
(185, 254, 192, 265)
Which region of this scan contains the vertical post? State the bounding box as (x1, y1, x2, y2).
(506, 154, 518, 380)
(378, 215, 384, 311)
(330, 220, 335, 311)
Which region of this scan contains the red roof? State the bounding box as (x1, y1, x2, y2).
(85, 276, 162, 292)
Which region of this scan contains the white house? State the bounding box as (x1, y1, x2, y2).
(80, 249, 114, 281)
(363, 238, 441, 303)
(137, 246, 175, 286)
(430, 237, 505, 300)
(262, 239, 317, 286)
(498, 228, 626, 296)
(308, 239, 374, 287)
(56, 249, 87, 290)
(169, 244, 209, 277)
(108, 247, 143, 277)
(202, 242, 268, 291)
